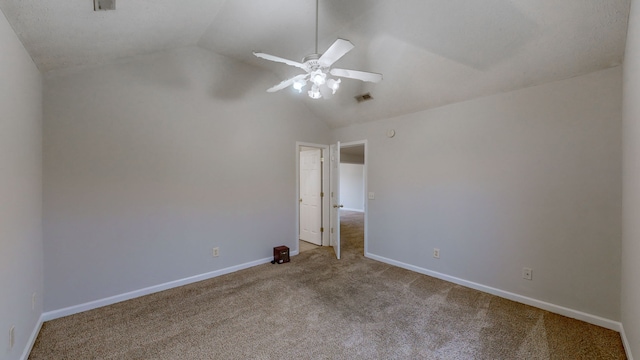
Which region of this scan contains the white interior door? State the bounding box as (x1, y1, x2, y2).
(299, 148, 322, 245)
(330, 142, 342, 259)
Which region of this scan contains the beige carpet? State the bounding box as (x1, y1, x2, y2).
(29, 211, 626, 359)
(299, 239, 320, 253)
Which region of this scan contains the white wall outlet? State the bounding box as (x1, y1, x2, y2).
(32, 292, 37, 311)
(433, 248, 440, 259)
(368, 192, 375, 200)
(523, 267, 533, 280)
(212, 247, 219, 257)
(9, 325, 15, 349)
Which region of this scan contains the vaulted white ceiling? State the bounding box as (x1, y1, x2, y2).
(0, 0, 631, 128)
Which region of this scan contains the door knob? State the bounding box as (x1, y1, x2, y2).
(300, 198, 303, 203)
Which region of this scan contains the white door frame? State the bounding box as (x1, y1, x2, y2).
(295, 142, 330, 254)
(330, 141, 341, 259)
(339, 140, 368, 255)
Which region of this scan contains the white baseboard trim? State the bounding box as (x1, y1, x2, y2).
(21, 314, 44, 360)
(620, 324, 634, 360)
(42, 256, 274, 322)
(365, 252, 622, 332)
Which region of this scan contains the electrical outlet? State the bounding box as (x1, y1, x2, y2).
(522, 267, 533, 280)
(9, 325, 15, 349)
(212, 247, 219, 257)
(433, 248, 440, 259)
(32, 292, 37, 311)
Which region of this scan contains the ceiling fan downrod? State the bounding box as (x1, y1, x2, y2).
(315, 0, 319, 55)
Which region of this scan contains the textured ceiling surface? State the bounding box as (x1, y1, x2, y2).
(0, 0, 631, 128)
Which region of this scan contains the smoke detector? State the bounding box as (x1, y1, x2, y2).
(94, 0, 115, 11)
(355, 93, 373, 103)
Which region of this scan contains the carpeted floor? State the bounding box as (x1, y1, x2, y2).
(29, 210, 626, 359)
(299, 239, 320, 253)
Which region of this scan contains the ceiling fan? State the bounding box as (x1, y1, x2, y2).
(253, 0, 382, 100)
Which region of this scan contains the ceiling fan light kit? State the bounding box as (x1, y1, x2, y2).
(253, 0, 382, 100)
(308, 85, 322, 99)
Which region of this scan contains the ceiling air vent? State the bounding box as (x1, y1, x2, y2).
(355, 93, 373, 103)
(94, 0, 115, 11)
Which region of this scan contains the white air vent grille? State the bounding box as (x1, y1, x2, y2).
(94, 0, 115, 11)
(355, 93, 373, 103)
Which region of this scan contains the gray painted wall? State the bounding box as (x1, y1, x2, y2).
(622, 0, 640, 357)
(43, 46, 330, 311)
(340, 164, 365, 212)
(0, 8, 43, 360)
(333, 67, 622, 321)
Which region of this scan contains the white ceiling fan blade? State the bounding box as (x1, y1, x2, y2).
(318, 39, 354, 68)
(267, 74, 308, 93)
(253, 52, 306, 70)
(330, 68, 383, 83)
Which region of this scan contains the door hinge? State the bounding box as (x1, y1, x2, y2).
(331, 228, 334, 234)
(320, 192, 324, 197)
(321, 227, 324, 232)
(320, 157, 325, 162)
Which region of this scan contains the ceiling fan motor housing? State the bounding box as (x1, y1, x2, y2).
(302, 54, 323, 72)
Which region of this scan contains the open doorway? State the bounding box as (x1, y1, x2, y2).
(339, 142, 366, 257)
(295, 140, 367, 259)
